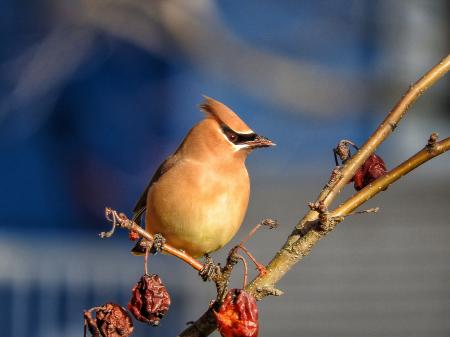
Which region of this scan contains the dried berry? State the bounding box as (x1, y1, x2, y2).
(351, 154, 387, 190)
(215, 289, 259, 337)
(84, 303, 134, 337)
(128, 230, 139, 241)
(128, 274, 171, 326)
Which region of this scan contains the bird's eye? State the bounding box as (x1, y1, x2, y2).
(226, 130, 238, 143)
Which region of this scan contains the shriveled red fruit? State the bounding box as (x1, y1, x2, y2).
(351, 154, 387, 191)
(84, 303, 134, 337)
(128, 274, 171, 326)
(215, 289, 259, 337)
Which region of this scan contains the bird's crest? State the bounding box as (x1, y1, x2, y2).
(199, 96, 253, 134)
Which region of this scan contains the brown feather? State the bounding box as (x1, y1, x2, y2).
(200, 96, 253, 134)
(131, 97, 268, 258)
(132, 154, 179, 225)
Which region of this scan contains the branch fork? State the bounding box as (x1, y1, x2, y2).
(177, 54, 450, 337)
(102, 208, 204, 271)
(101, 208, 280, 305)
(92, 54, 450, 337)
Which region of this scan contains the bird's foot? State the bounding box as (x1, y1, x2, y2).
(150, 233, 166, 254)
(199, 254, 220, 282)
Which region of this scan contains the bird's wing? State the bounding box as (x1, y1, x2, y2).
(132, 154, 178, 225)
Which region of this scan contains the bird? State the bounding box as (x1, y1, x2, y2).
(132, 96, 274, 258)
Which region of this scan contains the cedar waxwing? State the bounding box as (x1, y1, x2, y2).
(132, 96, 274, 258)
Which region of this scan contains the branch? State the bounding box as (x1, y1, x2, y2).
(102, 208, 204, 271)
(320, 54, 450, 208)
(176, 54, 450, 337)
(247, 53, 450, 293)
(332, 135, 450, 218)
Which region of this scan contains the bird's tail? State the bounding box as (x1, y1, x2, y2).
(130, 209, 147, 256)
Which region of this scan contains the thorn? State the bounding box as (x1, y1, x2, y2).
(256, 285, 284, 297)
(345, 207, 380, 216)
(334, 207, 380, 221)
(358, 207, 379, 214)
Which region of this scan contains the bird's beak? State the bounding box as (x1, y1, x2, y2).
(245, 135, 276, 149)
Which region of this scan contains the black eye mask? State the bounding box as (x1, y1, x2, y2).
(221, 125, 257, 145)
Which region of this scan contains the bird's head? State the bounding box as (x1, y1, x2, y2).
(180, 96, 275, 161)
(200, 96, 275, 157)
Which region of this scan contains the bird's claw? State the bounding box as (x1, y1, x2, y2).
(150, 233, 166, 254)
(199, 255, 220, 281)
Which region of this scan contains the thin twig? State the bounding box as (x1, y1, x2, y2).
(246, 54, 450, 295)
(344, 207, 380, 216)
(102, 209, 204, 271)
(332, 136, 450, 218)
(237, 245, 267, 276)
(321, 54, 450, 209)
(144, 246, 149, 275)
(235, 254, 248, 288)
(239, 224, 262, 246)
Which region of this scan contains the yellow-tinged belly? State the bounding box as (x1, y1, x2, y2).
(145, 160, 250, 258)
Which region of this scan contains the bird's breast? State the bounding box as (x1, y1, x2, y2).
(146, 159, 250, 258)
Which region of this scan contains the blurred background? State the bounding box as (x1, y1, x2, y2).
(0, 1, 449, 336)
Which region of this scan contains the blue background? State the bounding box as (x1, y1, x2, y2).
(0, 1, 449, 337)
